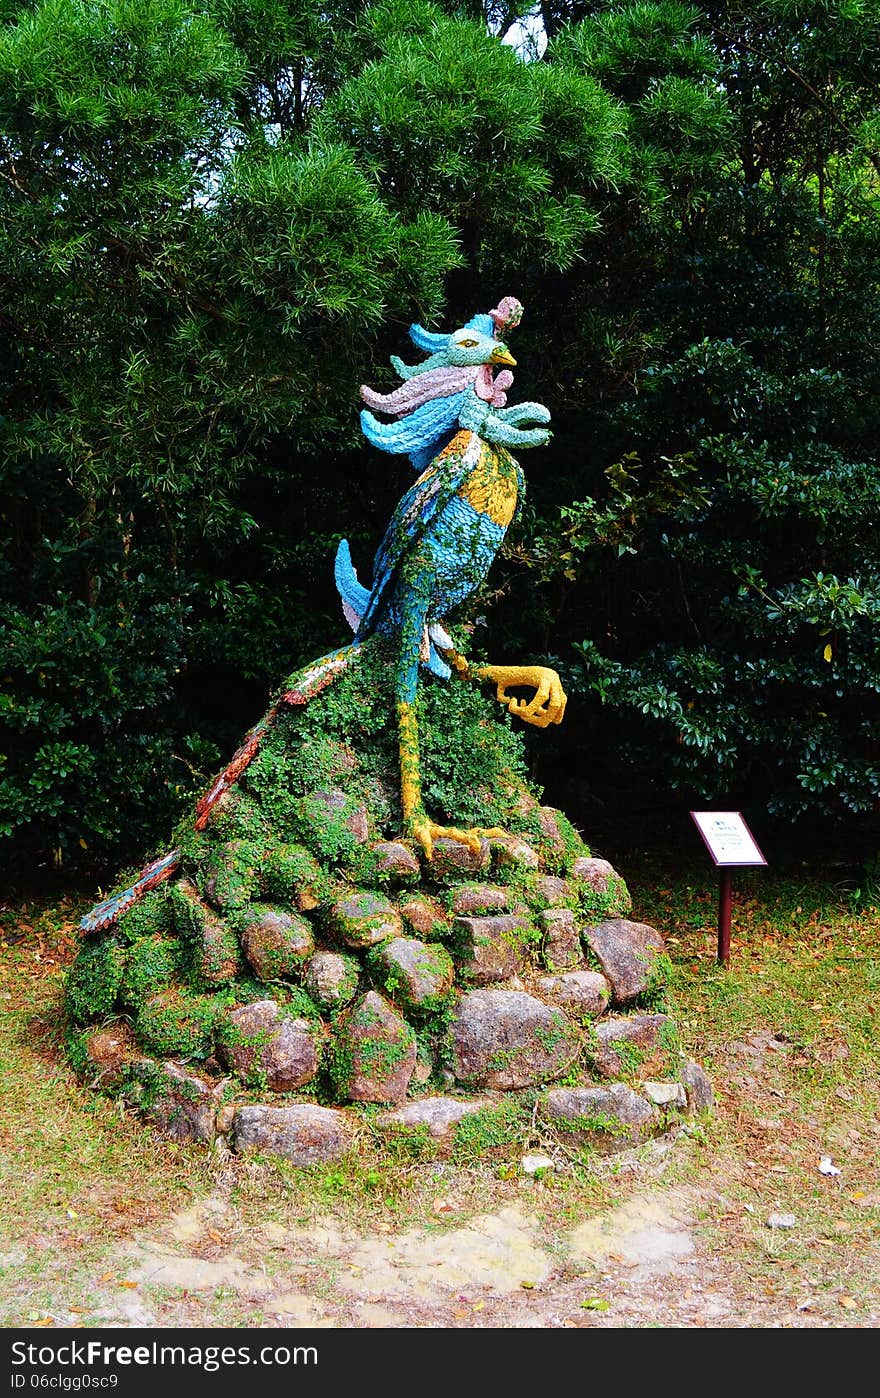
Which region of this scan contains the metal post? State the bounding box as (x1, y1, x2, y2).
(718, 867, 733, 965)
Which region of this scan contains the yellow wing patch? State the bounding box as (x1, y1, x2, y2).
(458, 445, 519, 527)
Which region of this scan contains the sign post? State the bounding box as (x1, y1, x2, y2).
(689, 811, 767, 965)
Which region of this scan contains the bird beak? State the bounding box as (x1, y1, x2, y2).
(490, 345, 516, 367)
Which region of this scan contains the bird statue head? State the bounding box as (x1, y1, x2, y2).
(445, 326, 516, 370)
(359, 295, 549, 467)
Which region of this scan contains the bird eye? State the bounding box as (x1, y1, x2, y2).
(457, 338, 478, 348)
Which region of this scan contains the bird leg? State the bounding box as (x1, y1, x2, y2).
(396, 562, 506, 861)
(440, 648, 567, 729)
(397, 700, 504, 860)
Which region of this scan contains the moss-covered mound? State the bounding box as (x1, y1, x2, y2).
(65, 639, 711, 1164)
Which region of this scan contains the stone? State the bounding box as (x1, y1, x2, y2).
(261, 843, 323, 912)
(643, 1080, 687, 1108)
(370, 937, 454, 1011)
(378, 1096, 495, 1143)
(218, 1000, 319, 1091)
(333, 991, 417, 1104)
(766, 1213, 797, 1230)
(539, 907, 583, 971)
(572, 858, 633, 916)
(371, 841, 420, 882)
(582, 918, 666, 1004)
(241, 905, 315, 981)
(451, 989, 580, 1089)
(452, 914, 528, 984)
(174, 879, 241, 984)
(588, 1013, 676, 1080)
(303, 950, 359, 1009)
(451, 883, 511, 916)
(539, 1083, 657, 1153)
(82, 1022, 140, 1087)
(680, 1057, 714, 1112)
(521, 1153, 555, 1175)
(537, 970, 610, 1019)
(534, 875, 571, 907)
(537, 806, 571, 859)
(301, 787, 370, 845)
(146, 1062, 226, 1144)
(198, 912, 242, 985)
(491, 835, 540, 871)
(431, 837, 491, 877)
(398, 895, 449, 939)
(232, 1103, 353, 1165)
(328, 890, 403, 948)
(202, 841, 259, 913)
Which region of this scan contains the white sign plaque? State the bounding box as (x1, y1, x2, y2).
(689, 811, 767, 867)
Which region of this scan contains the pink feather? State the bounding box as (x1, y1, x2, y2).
(360, 365, 478, 417)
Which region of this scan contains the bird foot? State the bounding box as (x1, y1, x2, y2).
(408, 817, 506, 862)
(480, 664, 567, 728)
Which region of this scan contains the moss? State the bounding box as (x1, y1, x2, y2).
(65, 936, 126, 1023)
(261, 984, 322, 1023)
(340, 841, 383, 887)
(115, 889, 169, 945)
(540, 809, 589, 875)
(118, 935, 181, 1009)
(208, 788, 272, 844)
(329, 999, 416, 1097)
(552, 1110, 634, 1140)
(168, 877, 242, 986)
(598, 1036, 648, 1080)
(135, 988, 222, 1059)
(576, 873, 632, 922)
(533, 1016, 572, 1055)
(261, 842, 329, 905)
(209, 975, 321, 1021)
(366, 940, 454, 1019)
(636, 952, 674, 1011)
(239, 745, 303, 837)
(296, 790, 364, 863)
(199, 839, 261, 913)
(173, 826, 211, 869)
(449, 1096, 531, 1162)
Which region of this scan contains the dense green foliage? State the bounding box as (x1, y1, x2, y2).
(1, 0, 878, 867)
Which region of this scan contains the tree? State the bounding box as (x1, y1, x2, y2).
(1, 0, 876, 870)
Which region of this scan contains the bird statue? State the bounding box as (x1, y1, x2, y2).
(334, 294, 567, 859)
(79, 295, 566, 932)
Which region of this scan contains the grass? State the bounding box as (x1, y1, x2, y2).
(0, 853, 878, 1328)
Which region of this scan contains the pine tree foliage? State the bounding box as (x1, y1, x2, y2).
(0, 0, 877, 864)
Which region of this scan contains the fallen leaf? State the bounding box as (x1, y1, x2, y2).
(580, 1297, 610, 1311)
(520, 1280, 535, 1290)
(838, 1296, 858, 1310)
(118, 1280, 139, 1289)
(99, 1272, 114, 1283)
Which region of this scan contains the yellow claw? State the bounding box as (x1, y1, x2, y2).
(477, 663, 568, 729)
(408, 818, 506, 862)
